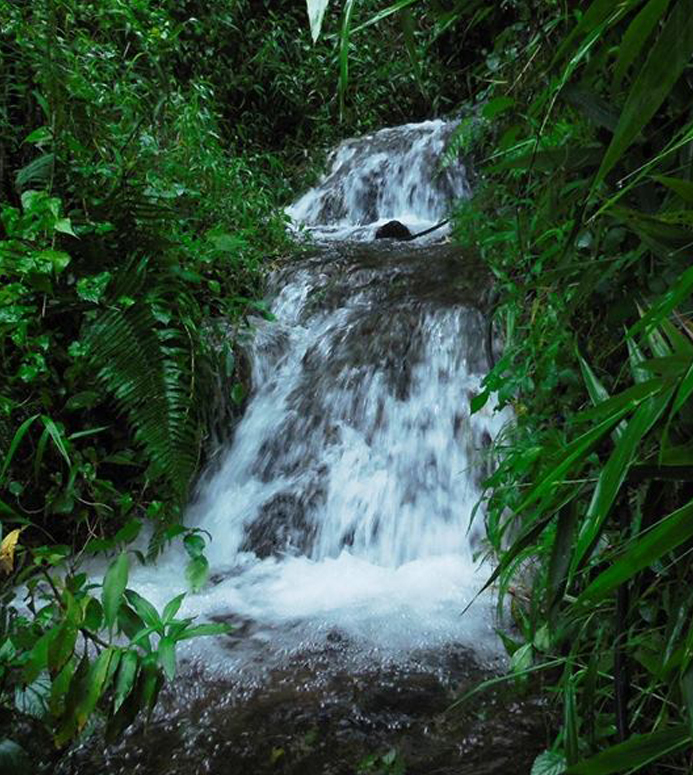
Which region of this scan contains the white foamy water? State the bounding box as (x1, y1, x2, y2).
(129, 121, 508, 671)
(286, 120, 470, 241)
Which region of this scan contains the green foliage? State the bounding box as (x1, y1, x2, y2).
(0, 0, 297, 754)
(0, 537, 230, 748)
(415, 0, 693, 772)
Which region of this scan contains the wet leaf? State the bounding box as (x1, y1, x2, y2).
(532, 750, 567, 775)
(102, 553, 129, 632)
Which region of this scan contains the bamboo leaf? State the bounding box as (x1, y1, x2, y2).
(566, 724, 690, 774)
(516, 402, 638, 516)
(577, 498, 693, 605)
(571, 387, 675, 575)
(628, 265, 693, 340)
(612, 0, 671, 90)
(595, 0, 693, 187)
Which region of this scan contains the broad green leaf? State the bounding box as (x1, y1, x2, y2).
(577, 498, 693, 605)
(162, 593, 185, 623)
(113, 650, 139, 714)
(49, 658, 75, 717)
(177, 622, 232, 641)
(75, 647, 115, 730)
(114, 519, 142, 545)
(670, 360, 693, 418)
(571, 387, 674, 575)
(102, 553, 129, 632)
(595, 1, 693, 187)
(124, 589, 161, 631)
(83, 598, 103, 632)
(612, 0, 671, 90)
(578, 352, 624, 441)
(566, 724, 690, 774)
(48, 618, 78, 675)
(54, 218, 77, 237)
(183, 533, 205, 559)
(470, 389, 490, 414)
(23, 627, 59, 683)
(140, 658, 163, 717)
(306, 0, 331, 42)
(574, 379, 661, 424)
(625, 323, 652, 382)
(579, 353, 610, 406)
(532, 750, 568, 775)
(158, 636, 176, 680)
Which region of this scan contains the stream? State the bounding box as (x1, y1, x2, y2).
(59, 120, 551, 774)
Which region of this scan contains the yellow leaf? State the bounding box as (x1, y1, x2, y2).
(0, 528, 23, 574)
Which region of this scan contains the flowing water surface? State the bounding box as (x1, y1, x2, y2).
(60, 120, 550, 775)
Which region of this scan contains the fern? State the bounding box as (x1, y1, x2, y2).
(15, 153, 54, 191)
(85, 302, 200, 503)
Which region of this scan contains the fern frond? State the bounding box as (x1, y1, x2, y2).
(85, 303, 200, 502)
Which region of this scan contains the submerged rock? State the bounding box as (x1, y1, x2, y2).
(374, 220, 412, 240)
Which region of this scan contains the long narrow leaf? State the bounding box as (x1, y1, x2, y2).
(0, 414, 40, 488)
(566, 724, 690, 774)
(338, 0, 357, 118)
(577, 498, 693, 605)
(571, 386, 675, 575)
(612, 0, 671, 90)
(595, 0, 693, 187)
(516, 401, 640, 517)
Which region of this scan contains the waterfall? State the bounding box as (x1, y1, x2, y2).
(132, 120, 508, 671)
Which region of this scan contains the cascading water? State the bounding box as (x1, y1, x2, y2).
(62, 122, 552, 775)
(129, 120, 508, 669)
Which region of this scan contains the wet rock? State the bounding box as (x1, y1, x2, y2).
(375, 220, 412, 240)
(240, 492, 319, 558)
(357, 673, 448, 716)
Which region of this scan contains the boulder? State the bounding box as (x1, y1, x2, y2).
(374, 220, 412, 240)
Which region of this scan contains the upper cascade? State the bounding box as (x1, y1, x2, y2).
(286, 120, 470, 240)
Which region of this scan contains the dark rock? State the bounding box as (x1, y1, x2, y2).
(240, 491, 319, 558)
(374, 220, 412, 240)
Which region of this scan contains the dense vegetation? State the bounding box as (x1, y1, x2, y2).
(2, 0, 693, 772)
(314, 0, 693, 771)
(0, 0, 468, 766)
